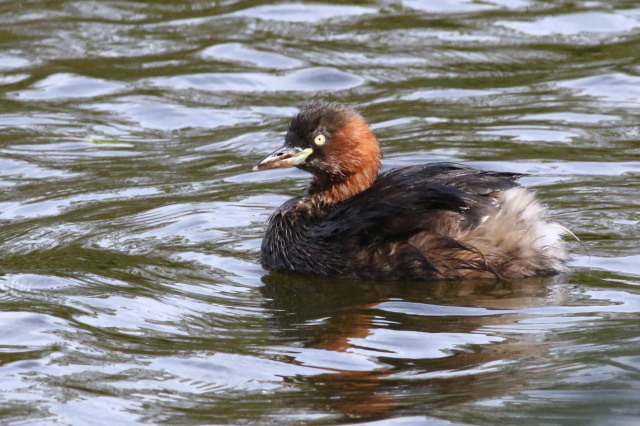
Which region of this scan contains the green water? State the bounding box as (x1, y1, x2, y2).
(0, 1, 639, 424)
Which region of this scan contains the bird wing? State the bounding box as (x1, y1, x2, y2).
(394, 162, 523, 195)
(315, 162, 522, 243)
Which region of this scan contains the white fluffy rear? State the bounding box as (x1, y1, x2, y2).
(466, 187, 569, 277)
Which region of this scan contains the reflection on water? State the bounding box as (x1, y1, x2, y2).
(0, 0, 639, 424)
(262, 274, 639, 421)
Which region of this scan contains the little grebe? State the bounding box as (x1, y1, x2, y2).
(254, 101, 569, 280)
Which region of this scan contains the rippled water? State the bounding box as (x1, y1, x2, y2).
(1, 1, 639, 424)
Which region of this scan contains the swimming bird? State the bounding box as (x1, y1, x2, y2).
(253, 101, 569, 280)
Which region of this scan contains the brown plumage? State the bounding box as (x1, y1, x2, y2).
(253, 101, 570, 281)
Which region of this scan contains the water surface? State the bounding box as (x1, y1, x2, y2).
(0, 0, 639, 424)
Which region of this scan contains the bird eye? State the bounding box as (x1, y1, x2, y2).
(314, 134, 326, 146)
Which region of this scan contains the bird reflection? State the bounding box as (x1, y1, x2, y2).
(260, 272, 572, 421)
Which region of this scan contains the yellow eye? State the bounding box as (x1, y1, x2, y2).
(314, 134, 326, 146)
